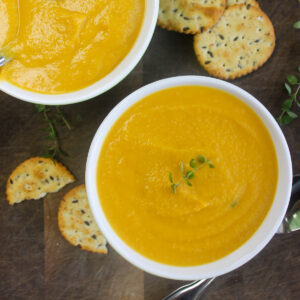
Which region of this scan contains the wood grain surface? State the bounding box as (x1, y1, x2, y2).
(0, 1, 299, 299)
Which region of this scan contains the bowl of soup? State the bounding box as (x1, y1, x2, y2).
(86, 76, 292, 280)
(0, 0, 158, 104)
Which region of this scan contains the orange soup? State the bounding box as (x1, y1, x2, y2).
(97, 86, 278, 266)
(0, 0, 144, 94)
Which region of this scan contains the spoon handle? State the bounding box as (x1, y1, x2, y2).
(0, 56, 8, 67)
(278, 175, 300, 233)
(162, 278, 215, 300)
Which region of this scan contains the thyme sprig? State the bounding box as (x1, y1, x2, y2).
(279, 1, 300, 125)
(35, 104, 71, 161)
(278, 69, 300, 125)
(169, 155, 214, 194)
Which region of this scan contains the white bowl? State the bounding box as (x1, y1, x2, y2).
(0, 0, 159, 105)
(86, 76, 292, 280)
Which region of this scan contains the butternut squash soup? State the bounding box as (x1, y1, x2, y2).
(97, 86, 278, 266)
(0, 0, 144, 94)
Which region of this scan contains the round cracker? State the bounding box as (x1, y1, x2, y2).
(194, 4, 275, 79)
(58, 184, 107, 254)
(227, 0, 259, 8)
(6, 157, 75, 205)
(158, 0, 226, 34)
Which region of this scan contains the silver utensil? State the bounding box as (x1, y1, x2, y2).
(162, 278, 215, 300)
(0, 56, 10, 67)
(278, 175, 300, 233)
(0, 0, 20, 67)
(163, 174, 300, 300)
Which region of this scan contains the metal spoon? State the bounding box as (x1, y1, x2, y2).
(0, 56, 11, 67)
(0, 0, 20, 67)
(163, 174, 300, 300)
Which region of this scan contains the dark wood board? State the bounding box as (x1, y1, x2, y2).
(0, 1, 299, 299)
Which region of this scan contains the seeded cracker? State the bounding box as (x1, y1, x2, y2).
(193, 4, 275, 79)
(158, 0, 226, 34)
(6, 157, 75, 205)
(226, 0, 259, 8)
(58, 185, 107, 254)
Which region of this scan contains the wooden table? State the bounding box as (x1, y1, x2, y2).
(1, 1, 299, 299)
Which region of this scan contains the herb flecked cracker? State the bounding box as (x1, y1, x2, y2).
(193, 4, 275, 79)
(226, 0, 259, 8)
(6, 157, 75, 205)
(58, 185, 107, 254)
(158, 0, 226, 34)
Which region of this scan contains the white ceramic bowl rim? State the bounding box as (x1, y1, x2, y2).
(0, 0, 159, 105)
(86, 76, 292, 280)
